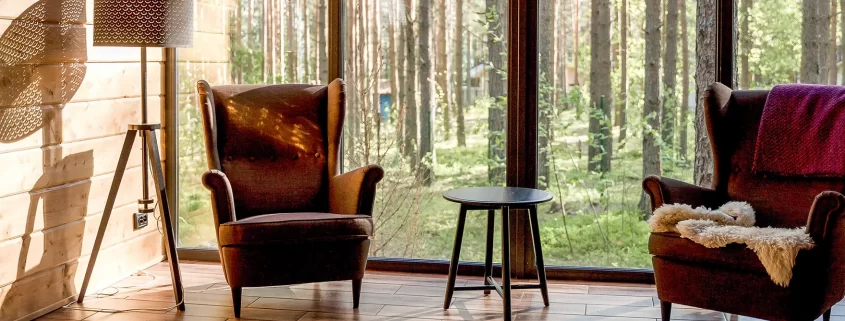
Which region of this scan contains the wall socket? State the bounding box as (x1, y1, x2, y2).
(134, 212, 149, 230)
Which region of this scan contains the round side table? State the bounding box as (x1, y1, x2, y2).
(442, 186, 553, 321)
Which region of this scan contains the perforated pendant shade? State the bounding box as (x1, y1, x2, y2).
(93, 0, 193, 47)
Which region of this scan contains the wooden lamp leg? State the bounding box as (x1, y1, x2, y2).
(144, 129, 186, 311)
(76, 127, 185, 313)
(77, 130, 137, 303)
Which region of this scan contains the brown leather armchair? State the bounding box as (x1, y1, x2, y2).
(196, 79, 384, 317)
(643, 82, 845, 321)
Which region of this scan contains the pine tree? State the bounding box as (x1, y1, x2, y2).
(641, 0, 662, 211)
(588, 0, 613, 173)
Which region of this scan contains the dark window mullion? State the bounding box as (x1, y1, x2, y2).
(506, 0, 539, 279)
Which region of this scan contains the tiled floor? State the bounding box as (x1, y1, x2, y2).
(38, 261, 844, 321)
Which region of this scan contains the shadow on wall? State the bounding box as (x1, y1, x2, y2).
(0, 0, 89, 319)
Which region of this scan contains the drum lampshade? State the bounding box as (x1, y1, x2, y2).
(93, 0, 193, 47)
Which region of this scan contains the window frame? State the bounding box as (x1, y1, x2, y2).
(168, 0, 736, 283)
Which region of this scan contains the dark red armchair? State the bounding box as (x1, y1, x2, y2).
(197, 79, 383, 317)
(643, 82, 845, 321)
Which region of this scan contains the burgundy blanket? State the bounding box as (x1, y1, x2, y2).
(753, 84, 845, 177)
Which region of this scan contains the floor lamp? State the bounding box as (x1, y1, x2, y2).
(77, 0, 193, 311)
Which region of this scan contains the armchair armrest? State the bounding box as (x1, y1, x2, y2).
(805, 191, 845, 295)
(806, 191, 845, 242)
(202, 170, 237, 226)
(642, 175, 727, 211)
(329, 165, 385, 215)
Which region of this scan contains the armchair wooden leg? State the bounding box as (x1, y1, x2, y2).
(660, 301, 671, 321)
(824, 308, 832, 321)
(232, 287, 242, 318)
(352, 278, 363, 309)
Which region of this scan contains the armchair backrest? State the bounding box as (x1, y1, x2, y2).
(196, 79, 346, 218)
(704, 83, 845, 228)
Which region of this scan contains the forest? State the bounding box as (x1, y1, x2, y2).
(176, 0, 843, 268)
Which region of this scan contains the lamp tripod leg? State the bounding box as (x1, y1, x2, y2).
(144, 129, 185, 311)
(77, 130, 137, 304)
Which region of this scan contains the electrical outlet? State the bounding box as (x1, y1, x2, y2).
(134, 212, 149, 230)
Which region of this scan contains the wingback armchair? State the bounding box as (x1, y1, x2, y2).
(643, 82, 845, 321)
(196, 79, 384, 317)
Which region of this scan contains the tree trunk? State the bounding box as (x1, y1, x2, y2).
(487, 0, 506, 184)
(249, 0, 255, 81)
(419, 0, 434, 184)
(694, 0, 717, 187)
(573, 0, 581, 85)
(819, 0, 831, 84)
(388, 1, 399, 124)
(801, 0, 821, 83)
(829, 0, 838, 84)
(302, 0, 310, 82)
(556, 0, 569, 105)
(841, 0, 845, 84)
(396, 3, 407, 143)
(588, 0, 613, 173)
(403, 0, 418, 170)
(641, 0, 662, 212)
(617, 0, 628, 144)
(234, 0, 243, 83)
(454, 0, 466, 147)
(662, 0, 679, 151)
(739, 0, 751, 89)
(435, 0, 450, 140)
(286, 0, 297, 82)
(318, 0, 327, 83)
(371, 0, 381, 150)
(538, 0, 553, 186)
(679, 0, 690, 158)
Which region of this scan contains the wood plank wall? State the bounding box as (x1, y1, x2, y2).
(0, 0, 171, 319)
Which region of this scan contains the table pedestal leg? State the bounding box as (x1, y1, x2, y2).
(444, 204, 468, 309)
(501, 206, 512, 321)
(483, 209, 496, 295)
(529, 205, 550, 306)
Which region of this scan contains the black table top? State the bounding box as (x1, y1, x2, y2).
(443, 186, 553, 207)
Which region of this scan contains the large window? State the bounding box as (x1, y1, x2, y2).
(535, 0, 705, 269)
(341, 0, 508, 261)
(173, 0, 737, 277)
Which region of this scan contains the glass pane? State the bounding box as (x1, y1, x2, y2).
(738, 0, 836, 90)
(537, 0, 714, 268)
(177, 0, 326, 248)
(342, 0, 508, 261)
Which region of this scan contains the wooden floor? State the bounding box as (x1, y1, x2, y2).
(38, 261, 844, 321)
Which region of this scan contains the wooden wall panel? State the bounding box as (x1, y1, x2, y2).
(0, 0, 175, 319)
(0, 231, 165, 321)
(0, 135, 144, 197)
(0, 96, 162, 154)
(0, 166, 146, 241)
(0, 63, 163, 109)
(0, 201, 159, 286)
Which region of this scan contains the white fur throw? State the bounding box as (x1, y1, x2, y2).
(650, 202, 814, 287)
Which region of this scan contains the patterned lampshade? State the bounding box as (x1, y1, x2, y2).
(93, 0, 193, 47)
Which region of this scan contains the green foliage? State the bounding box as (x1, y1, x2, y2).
(746, 0, 802, 87)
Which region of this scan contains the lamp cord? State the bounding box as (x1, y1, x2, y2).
(61, 270, 185, 314)
(63, 200, 182, 314)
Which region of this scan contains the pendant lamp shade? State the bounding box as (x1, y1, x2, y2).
(93, 0, 193, 47)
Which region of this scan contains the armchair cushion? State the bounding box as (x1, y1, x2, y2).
(649, 232, 766, 273)
(218, 213, 373, 247)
